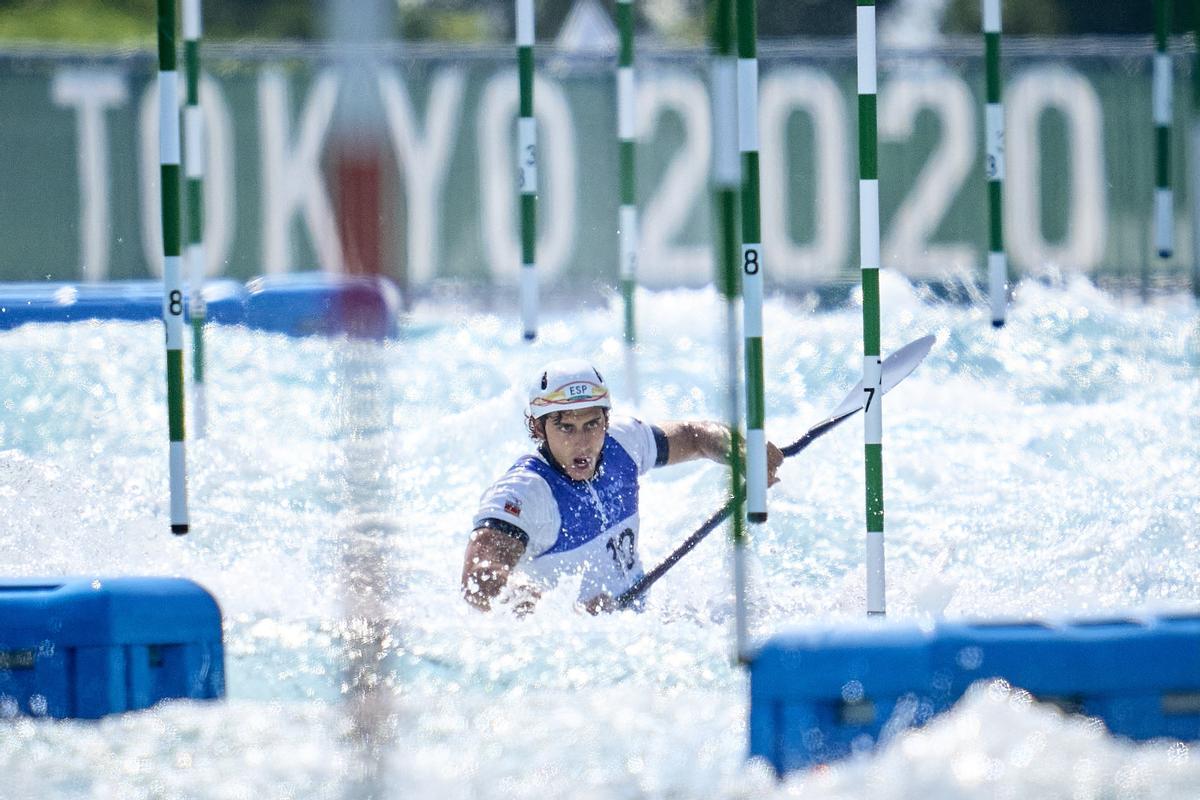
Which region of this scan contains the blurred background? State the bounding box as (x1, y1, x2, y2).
(4, 0, 1195, 307)
(2, 4, 1200, 798)
(0, 0, 1182, 44)
(0, 1, 1196, 297)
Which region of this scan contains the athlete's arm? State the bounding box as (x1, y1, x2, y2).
(462, 525, 527, 612)
(657, 420, 783, 485)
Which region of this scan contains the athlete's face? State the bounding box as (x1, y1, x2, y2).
(542, 407, 607, 481)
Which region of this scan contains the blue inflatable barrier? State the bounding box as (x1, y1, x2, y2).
(243, 272, 402, 340)
(749, 613, 1200, 775)
(0, 577, 225, 719)
(0, 280, 245, 328)
(0, 273, 403, 340)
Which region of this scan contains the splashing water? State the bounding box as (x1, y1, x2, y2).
(0, 273, 1198, 798)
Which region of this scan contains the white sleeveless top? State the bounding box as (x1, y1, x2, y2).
(473, 416, 661, 604)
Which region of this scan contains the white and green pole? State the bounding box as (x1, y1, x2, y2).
(857, 0, 884, 616)
(617, 0, 637, 348)
(983, 0, 1006, 327)
(183, 0, 207, 437)
(712, 0, 748, 659)
(736, 0, 767, 524)
(517, 0, 538, 341)
(1155, 0, 1174, 259)
(1191, 11, 1200, 297)
(158, 0, 189, 534)
(617, 0, 639, 397)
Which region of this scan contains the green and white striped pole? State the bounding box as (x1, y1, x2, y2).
(617, 0, 637, 348)
(736, 0, 767, 523)
(983, 0, 1007, 327)
(857, 0, 884, 616)
(183, 0, 207, 437)
(711, 0, 748, 659)
(617, 0, 639, 398)
(517, 0, 538, 341)
(158, 0, 189, 534)
(1155, 0, 1174, 259)
(1191, 11, 1200, 297)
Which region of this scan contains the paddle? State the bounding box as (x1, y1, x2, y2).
(614, 334, 936, 610)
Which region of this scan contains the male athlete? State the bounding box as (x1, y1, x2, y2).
(462, 358, 783, 614)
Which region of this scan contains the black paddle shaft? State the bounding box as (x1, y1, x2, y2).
(612, 334, 935, 610)
(613, 409, 856, 609)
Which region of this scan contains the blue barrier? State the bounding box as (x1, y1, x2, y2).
(0, 273, 403, 340)
(0, 280, 245, 328)
(243, 272, 402, 340)
(749, 613, 1200, 775)
(0, 577, 225, 719)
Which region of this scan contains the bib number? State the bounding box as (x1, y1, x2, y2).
(606, 528, 636, 572)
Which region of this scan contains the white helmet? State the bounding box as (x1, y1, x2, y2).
(528, 359, 612, 419)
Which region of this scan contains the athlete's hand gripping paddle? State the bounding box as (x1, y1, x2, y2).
(614, 335, 935, 610)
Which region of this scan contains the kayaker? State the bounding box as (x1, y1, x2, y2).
(462, 358, 782, 614)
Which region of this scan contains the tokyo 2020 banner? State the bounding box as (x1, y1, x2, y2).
(0, 39, 1190, 290)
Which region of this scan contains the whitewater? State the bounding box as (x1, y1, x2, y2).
(0, 272, 1198, 799)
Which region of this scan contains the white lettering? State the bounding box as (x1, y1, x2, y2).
(760, 67, 849, 283)
(377, 67, 465, 287)
(880, 69, 976, 278)
(1006, 67, 1106, 274)
(477, 72, 576, 283)
(638, 72, 711, 287)
(139, 76, 236, 278)
(52, 69, 127, 282)
(258, 68, 342, 273)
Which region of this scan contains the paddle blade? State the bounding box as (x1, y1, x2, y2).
(623, 334, 936, 606)
(827, 334, 935, 421)
(880, 334, 935, 394)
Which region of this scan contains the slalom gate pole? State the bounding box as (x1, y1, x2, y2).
(157, 0, 189, 534)
(983, 0, 1007, 327)
(857, 0, 884, 615)
(617, 0, 637, 349)
(736, 0, 767, 523)
(517, 0, 538, 340)
(614, 335, 934, 610)
(325, 2, 395, 795)
(183, 0, 207, 437)
(617, 0, 640, 398)
(1192, 13, 1200, 298)
(711, 0, 748, 659)
(1155, 0, 1174, 260)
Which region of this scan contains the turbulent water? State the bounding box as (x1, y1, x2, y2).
(0, 273, 1198, 799)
